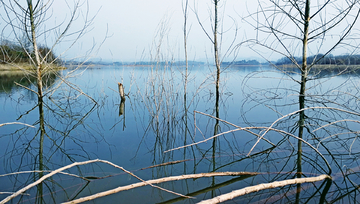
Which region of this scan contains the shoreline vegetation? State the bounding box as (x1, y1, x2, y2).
(2, 37, 360, 71)
(66, 54, 360, 68)
(0, 40, 63, 72)
(0, 63, 59, 94)
(0, 63, 66, 73)
(65, 60, 360, 70)
(1, 60, 360, 72)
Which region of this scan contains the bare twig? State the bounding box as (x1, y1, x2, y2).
(247, 106, 360, 156)
(193, 111, 275, 146)
(0, 192, 30, 196)
(0, 170, 90, 181)
(312, 119, 360, 133)
(14, 82, 39, 96)
(0, 122, 35, 128)
(140, 159, 190, 170)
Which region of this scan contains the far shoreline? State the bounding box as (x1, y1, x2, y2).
(0, 63, 66, 72)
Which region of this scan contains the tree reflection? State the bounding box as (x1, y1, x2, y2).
(239, 67, 360, 202)
(1, 77, 99, 202)
(0, 71, 58, 95)
(129, 64, 288, 202)
(115, 97, 126, 131)
(128, 64, 360, 203)
(238, 0, 360, 201)
(3, 66, 356, 202)
(4, 66, 358, 202)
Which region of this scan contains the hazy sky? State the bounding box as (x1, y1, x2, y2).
(53, 0, 260, 62)
(25, 0, 360, 62)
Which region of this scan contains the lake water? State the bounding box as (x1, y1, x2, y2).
(1, 64, 360, 203)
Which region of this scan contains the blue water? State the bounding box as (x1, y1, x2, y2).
(1, 65, 360, 203)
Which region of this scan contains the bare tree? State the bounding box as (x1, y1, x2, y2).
(158, 1, 360, 202)
(193, 0, 239, 95)
(0, 0, 96, 102)
(213, 0, 220, 102)
(0, 0, 100, 202)
(239, 0, 360, 202)
(244, 0, 360, 146)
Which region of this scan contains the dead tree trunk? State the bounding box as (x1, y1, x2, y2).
(297, 0, 310, 185)
(214, 0, 220, 104)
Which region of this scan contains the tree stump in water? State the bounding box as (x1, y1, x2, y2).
(118, 82, 126, 101)
(118, 82, 126, 117)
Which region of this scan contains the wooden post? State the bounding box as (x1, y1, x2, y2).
(118, 82, 126, 101)
(117, 82, 126, 118)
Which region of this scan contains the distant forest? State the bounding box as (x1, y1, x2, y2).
(222, 59, 262, 66)
(79, 60, 205, 66)
(0, 40, 59, 64)
(227, 54, 360, 66)
(3, 39, 360, 67)
(79, 55, 360, 67)
(274, 54, 360, 65)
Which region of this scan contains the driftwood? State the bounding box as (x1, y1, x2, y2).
(197, 174, 331, 204)
(62, 172, 259, 204)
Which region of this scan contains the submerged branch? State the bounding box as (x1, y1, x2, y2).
(0, 122, 35, 128)
(0, 170, 91, 182)
(197, 174, 331, 204)
(63, 172, 259, 204)
(0, 159, 187, 204)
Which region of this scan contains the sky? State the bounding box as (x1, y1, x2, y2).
(51, 0, 261, 62)
(2, 0, 358, 63)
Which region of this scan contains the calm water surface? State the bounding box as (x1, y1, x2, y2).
(1, 65, 360, 203)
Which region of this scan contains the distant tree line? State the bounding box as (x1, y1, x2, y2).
(222, 59, 261, 66)
(75, 60, 205, 66)
(222, 54, 360, 67)
(67, 55, 360, 67)
(0, 40, 59, 64)
(275, 54, 360, 65)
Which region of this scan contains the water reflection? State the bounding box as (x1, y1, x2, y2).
(0, 70, 102, 203)
(240, 67, 360, 202)
(1, 65, 360, 203)
(277, 65, 360, 78)
(0, 70, 58, 94)
(119, 99, 125, 116)
(128, 64, 360, 202)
